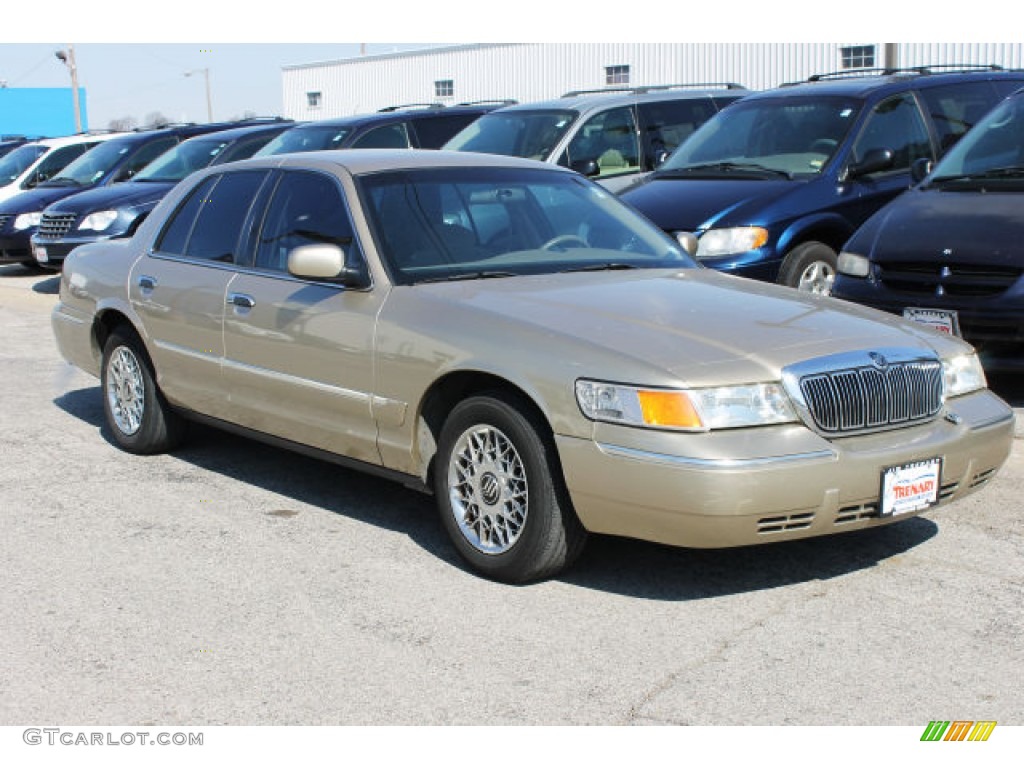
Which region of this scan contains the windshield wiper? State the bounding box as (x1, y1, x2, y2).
(42, 177, 84, 187)
(657, 162, 792, 180)
(416, 270, 518, 284)
(929, 165, 1024, 186)
(559, 263, 640, 273)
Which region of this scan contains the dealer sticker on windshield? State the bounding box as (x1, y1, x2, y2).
(880, 458, 942, 517)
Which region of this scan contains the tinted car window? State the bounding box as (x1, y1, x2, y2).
(411, 113, 482, 149)
(638, 99, 718, 169)
(351, 123, 411, 149)
(0, 144, 49, 185)
(115, 137, 179, 182)
(919, 81, 1008, 153)
(851, 93, 931, 172)
(443, 110, 578, 160)
(256, 125, 353, 155)
(560, 106, 640, 178)
(254, 171, 357, 272)
(156, 172, 267, 262)
(930, 95, 1024, 179)
(214, 134, 282, 164)
(155, 175, 219, 255)
(135, 137, 231, 182)
(24, 143, 93, 187)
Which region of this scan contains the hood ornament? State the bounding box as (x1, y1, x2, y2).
(869, 352, 888, 369)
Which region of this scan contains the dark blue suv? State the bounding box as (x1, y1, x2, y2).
(620, 66, 1024, 293)
(0, 119, 283, 269)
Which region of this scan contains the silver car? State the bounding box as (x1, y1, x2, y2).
(52, 150, 1014, 582)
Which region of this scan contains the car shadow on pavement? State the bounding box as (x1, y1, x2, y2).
(55, 385, 939, 599)
(31, 275, 60, 294)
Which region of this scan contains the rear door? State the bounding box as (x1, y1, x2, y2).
(130, 170, 271, 416)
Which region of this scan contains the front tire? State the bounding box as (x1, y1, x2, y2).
(434, 393, 587, 583)
(779, 241, 837, 294)
(101, 327, 186, 454)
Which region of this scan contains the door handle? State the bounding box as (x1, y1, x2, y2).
(138, 275, 157, 291)
(227, 292, 255, 309)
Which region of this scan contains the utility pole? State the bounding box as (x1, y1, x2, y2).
(185, 68, 213, 122)
(55, 45, 82, 133)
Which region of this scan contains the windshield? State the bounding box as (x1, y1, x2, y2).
(45, 139, 135, 186)
(0, 144, 48, 186)
(661, 96, 863, 178)
(135, 137, 230, 182)
(443, 110, 578, 160)
(928, 94, 1024, 188)
(256, 125, 354, 156)
(360, 167, 694, 285)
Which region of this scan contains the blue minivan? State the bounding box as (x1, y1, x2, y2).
(620, 67, 1024, 293)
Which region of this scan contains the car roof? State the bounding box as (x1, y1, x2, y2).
(26, 132, 131, 150)
(761, 67, 1024, 101)
(176, 121, 296, 144)
(220, 148, 571, 177)
(286, 103, 511, 131)
(490, 85, 750, 114)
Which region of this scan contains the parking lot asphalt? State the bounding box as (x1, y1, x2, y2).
(1, 262, 1022, 726)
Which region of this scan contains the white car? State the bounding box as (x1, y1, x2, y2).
(0, 132, 126, 205)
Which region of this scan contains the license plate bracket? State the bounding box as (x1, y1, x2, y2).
(880, 458, 942, 517)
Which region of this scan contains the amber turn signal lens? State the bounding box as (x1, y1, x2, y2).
(637, 390, 703, 429)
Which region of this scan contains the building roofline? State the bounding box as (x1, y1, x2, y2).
(281, 43, 520, 72)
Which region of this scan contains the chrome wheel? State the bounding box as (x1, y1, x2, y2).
(447, 424, 529, 555)
(106, 346, 145, 436)
(797, 260, 835, 294)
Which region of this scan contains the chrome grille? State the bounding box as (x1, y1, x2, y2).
(799, 360, 943, 434)
(37, 213, 77, 239)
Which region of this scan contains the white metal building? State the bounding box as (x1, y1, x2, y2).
(281, 43, 1024, 120)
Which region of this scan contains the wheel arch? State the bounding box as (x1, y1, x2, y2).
(414, 369, 557, 487)
(776, 213, 855, 258)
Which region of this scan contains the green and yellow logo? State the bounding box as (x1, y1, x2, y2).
(921, 721, 997, 742)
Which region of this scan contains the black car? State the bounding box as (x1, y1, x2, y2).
(29, 121, 294, 268)
(832, 87, 1024, 371)
(0, 119, 285, 269)
(255, 101, 512, 156)
(620, 66, 1024, 293)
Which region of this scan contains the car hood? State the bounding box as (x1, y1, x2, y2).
(858, 188, 1024, 264)
(45, 181, 175, 216)
(621, 176, 796, 231)
(0, 186, 80, 214)
(408, 268, 958, 386)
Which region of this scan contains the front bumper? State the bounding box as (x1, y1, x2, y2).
(0, 232, 32, 264)
(556, 387, 1013, 548)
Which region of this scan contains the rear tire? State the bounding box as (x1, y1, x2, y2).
(101, 326, 186, 454)
(779, 241, 837, 294)
(434, 392, 587, 583)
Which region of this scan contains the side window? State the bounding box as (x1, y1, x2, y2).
(24, 143, 92, 187)
(561, 106, 640, 178)
(115, 137, 178, 182)
(254, 171, 359, 273)
(155, 172, 267, 262)
(851, 94, 931, 173)
(215, 134, 278, 164)
(920, 81, 1010, 154)
(637, 100, 717, 169)
(351, 123, 411, 149)
(411, 113, 481, 148)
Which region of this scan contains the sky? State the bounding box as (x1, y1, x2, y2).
(0, 2, 1009, 132)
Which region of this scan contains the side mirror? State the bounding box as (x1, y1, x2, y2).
(653, 149, 670, 168)
(287, 243, 368, 288)
(910, 157, 933, 184)
(569, 159, 600, 177)
(845, 148, 895, 180)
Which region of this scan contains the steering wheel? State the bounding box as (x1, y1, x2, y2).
(541, 234, 589, 251)
(809, 138, 838, 155)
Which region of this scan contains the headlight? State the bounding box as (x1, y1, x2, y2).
(13, 212, 42, 230)
(575, 379, 797, 431)
(943, 353, 986, 397)
(695, 226, 769, 259)
(837, 250, 870, 277)
(78, 210, 119, 232)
